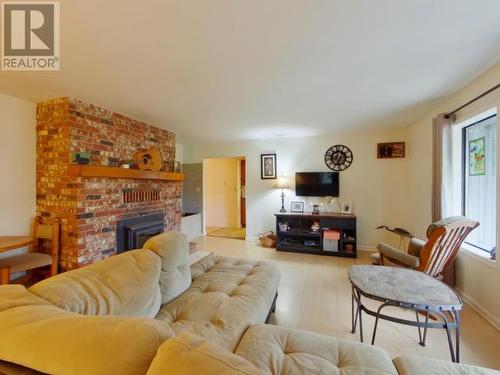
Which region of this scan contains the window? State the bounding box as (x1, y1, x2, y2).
(462, 115, 496, 254)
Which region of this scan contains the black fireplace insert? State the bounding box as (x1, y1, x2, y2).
(116, 212, 165, 253)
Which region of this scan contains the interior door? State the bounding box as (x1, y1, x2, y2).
(240, 159, 246, 227)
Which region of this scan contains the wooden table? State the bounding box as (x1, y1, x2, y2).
(0, 236, 34, 253)
(0, 236, 34, 284)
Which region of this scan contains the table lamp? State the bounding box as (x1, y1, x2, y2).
(274, 176, 289, 213)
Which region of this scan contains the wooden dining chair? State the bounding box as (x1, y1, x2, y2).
(375, 216, 479, 280)
(0, 218, 60, 285)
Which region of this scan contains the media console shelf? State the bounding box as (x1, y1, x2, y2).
(275, 212, 357, 258)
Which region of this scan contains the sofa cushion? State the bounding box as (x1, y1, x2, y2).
(393, 356, 500, 375)
(146, 332, 263, 375)
(155, 254, 280, 351)
(143, 232, 192, 304)
(0, 285, 174, 375)
(236, 324, 398, 375)
(29, 249, 162, 317)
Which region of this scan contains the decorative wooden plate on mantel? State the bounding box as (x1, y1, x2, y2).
(133, 147, 163, 171)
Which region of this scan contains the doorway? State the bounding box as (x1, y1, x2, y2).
(203, 157, 246, 240)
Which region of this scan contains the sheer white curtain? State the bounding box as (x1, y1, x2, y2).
(432, 113, 461, 222)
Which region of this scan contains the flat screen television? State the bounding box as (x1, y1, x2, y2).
(295, 172, 339, 197)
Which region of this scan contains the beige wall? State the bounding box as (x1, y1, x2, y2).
(407, 63, 500, 329)
(185, 127, 411, 248)
(204, 158, 240, 228)
(0, 92, 36, 235)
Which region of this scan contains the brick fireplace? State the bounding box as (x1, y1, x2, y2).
(36, 98, 182, 271)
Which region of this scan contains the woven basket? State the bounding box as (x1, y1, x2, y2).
(259, 231, 277, 248)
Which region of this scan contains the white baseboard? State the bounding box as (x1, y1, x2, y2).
(458, 289, 500, 331)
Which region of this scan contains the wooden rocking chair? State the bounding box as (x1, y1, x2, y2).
(374, 216, 479, 280)
(374, 216, 478, 346)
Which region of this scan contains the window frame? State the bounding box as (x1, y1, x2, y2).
(461, 114, 497, 254)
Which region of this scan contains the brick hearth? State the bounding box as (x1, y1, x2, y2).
(36, 98, 181, 270)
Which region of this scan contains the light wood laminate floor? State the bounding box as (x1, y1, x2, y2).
(206, 226, 246, 240)
(194, 236, 500, 370)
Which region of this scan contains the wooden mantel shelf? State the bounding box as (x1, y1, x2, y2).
(68, 165, 184, 181)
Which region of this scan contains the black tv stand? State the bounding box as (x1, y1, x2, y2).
(275, 212, 357, 258)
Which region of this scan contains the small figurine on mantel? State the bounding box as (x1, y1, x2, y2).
(376, 225, 413, 251)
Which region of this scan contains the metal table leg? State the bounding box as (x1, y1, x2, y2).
(351, 285, 356, 333)
(371, 302, 389, 345)
(351, 285, 361, 335)
(441, 312, 456, 363)
(454, 310, 461, 363)
(415, 311, 423, 344)
(423, 311, 430, 346)
(422, 311, 429, 346)
(415, 311, 429, 346)
(356, 289, 364, 343)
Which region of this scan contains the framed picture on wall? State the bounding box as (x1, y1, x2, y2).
(377, 142, 405, 158)
(261, 153, 277, 179)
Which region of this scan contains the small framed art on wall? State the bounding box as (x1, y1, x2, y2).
(261, 153, 277, 179)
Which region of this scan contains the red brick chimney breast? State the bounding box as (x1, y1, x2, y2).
(36, 98, 181, 270)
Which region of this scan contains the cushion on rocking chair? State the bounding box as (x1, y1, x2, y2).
(370, 252, 381, 265)
(372, 237, 426, 266)
(376, 243, 420, 268)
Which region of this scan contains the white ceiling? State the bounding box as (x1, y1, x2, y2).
(1, 0, 500, 142)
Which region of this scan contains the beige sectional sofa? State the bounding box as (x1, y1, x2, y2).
(145, 328, 499, 375)
(0, 232, 497, 375)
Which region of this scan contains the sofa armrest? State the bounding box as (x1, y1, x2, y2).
(0, 286, 174, 375)
(377, 243, 420, 268)
(29, 249, 162, 317)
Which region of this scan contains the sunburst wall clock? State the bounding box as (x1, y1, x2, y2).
(324, 145, 353, 171)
